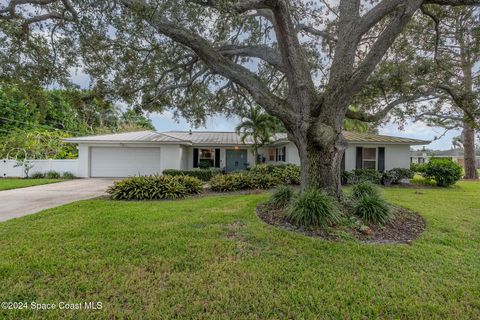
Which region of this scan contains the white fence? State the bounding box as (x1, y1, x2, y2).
(0, 159, 79, 178)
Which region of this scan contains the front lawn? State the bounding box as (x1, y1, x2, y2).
(0, 182, 479, 319)
(0, 178, 61, 191)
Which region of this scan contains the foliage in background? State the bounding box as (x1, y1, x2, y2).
(249, 164, 301, 185)
(236, 107, 278, 164)
(0, 83, 155, 159)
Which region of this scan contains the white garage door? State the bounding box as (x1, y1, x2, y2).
(90, 147, 161, 178)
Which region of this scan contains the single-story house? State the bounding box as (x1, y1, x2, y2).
(63, 131, 429, 178)
(411, 148, 480, 167)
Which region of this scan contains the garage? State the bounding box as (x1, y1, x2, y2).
(90, 147, 161, 178)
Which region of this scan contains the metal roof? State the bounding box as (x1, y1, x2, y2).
(63, 131, 190, 144)
(63, 130, 429, 146)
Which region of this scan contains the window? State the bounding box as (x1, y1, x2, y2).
(362, 147, 376, 169)
(199, 148, 214, 168)
(419, 157, 425, 163)
(276, 146, 286, 162)
(268, 148, 275, 161)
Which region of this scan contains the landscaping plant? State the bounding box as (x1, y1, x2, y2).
(287, 189, 342, 227)
(351, 182, 380, 199)
(269, 186, 295, 208)
(423, 159, 463, 187)
(163, 168, 221, 182)
(352, 195, 391, 225)
(108, 175, 202, 200)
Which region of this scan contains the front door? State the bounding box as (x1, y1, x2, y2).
(225, 149, 248, 172)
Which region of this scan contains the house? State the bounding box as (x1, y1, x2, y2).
(63, 131, 429, 178)
(411, 148, 480, 167)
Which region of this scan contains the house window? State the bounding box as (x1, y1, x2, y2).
(418, 157, 425, 163)
(199, 148, 214, 168)
(268, 148, 275, 161)
(276, 146, 286, 162)
(362, 147, 376, 169)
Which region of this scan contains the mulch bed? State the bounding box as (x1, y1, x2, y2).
(256, 203, 426, 244)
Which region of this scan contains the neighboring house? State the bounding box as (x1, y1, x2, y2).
(63, 131, 429, 178)
(411, 148, 480, 167)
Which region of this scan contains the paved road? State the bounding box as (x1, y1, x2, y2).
(0, 179, 114, 222)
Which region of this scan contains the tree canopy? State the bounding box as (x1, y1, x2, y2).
(1, 0, 479, 194)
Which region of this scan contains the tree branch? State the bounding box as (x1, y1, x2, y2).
(217, 45, 285, 72)
(346, 91, 438, 122)
(120, 0, 294, 122)
(297, 24, 337, 43)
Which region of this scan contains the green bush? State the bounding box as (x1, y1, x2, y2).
(351, 181, 380, 199)
(108, 175, 203, 200)
(352, 195, 391, 224)
(410, 163, 427, 173)
(424, 158, 463, 187)
(250, 164, 300, 185)
(209, 172, 254, 192)
(62, 172, 76, 179)
(172, 175, 204, 194)
(30, 172, 44, 179)
(45, 170, 61, 179)
(250, 173, 280, 189)
(388, 168, 414, 183)
(163, 168, 221, 181)
(286, 189, 342, 227)
(348, 169, 382, 184)
(269, 186, 295, 208)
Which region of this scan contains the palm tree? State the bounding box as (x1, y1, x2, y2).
(236, 107, 277, 165)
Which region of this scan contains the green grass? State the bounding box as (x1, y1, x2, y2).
(0, 179, 61, 191)
(1, 182, 480, 319)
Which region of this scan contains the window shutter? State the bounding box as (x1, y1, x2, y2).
(193, 148, 199, 168)
(282, 146, 286, 161)
(356, 147, 363, 169)
(341, 152, 346, 171)
(275, 148, 279, 162)
(214, 149, 220, 168)
(378, 147, 385, 172)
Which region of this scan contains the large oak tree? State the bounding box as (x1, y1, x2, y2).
(1, 0, 479, 195)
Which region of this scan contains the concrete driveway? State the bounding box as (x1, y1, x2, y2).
(0, 179, 114, 222)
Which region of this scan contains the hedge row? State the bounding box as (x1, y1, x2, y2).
(108, 175, 203, 200)
(163, 168, 222, 181)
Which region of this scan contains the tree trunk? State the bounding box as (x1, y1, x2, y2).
(293, 124, 346, 198)
(463, 122, 478, 179)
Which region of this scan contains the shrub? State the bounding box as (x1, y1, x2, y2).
(348, 169, 382, 184)
(269, 186, 294, 208)
(250, 173, 280, 189)
(30, 172, 44, 179)
(45, 170, 61, 179)
(424, 158, 463, 187)
(62, 172, 76, 179)
(250, 164, 300, 185)
(351, 181, 380, 199)
(388, 168, 414, 183)
(286, 189, 341, 227)
(108, 175, 202, 200)
(410, 163, 427, 173)
(341, 171, 351, 185)
(172, 175, 203, 194)
(352, 195, 391, 224)
(209, 172, 254, 192)
(163, 168, 221, 181)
